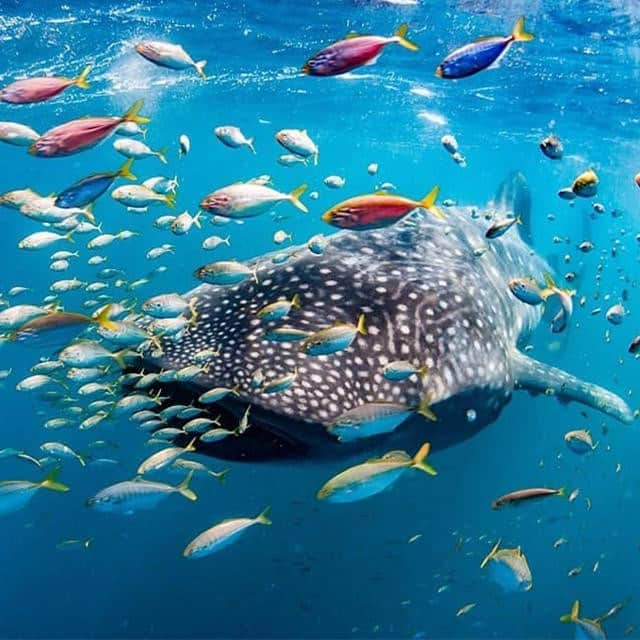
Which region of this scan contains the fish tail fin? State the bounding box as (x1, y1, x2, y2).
(40, 467, 70, 493)
(418, 364, 429, 380)
(194, 60, 207, 79)
(112, 349, 127, 369)
(290, 293, 301, 309)
(356, 313, 367, 335)
(247, 138, 256, 154)
(76, 453, 88, 467)
(185, 437, 198, 452)
(480, 538, 501, 569)
(74, 64, 92, 89)
(164, 193, 176, 209)
(313, 151, 319, 166)
(94, 304, 118, 331)
(212, 468, 230, 484)
(412, 442, 438, 476)
(157, 147, 169, 164)
(122, 99, 150, 125)
(251, 267, 259, 284)
(420, 185, 445, 220)
(177, 470, 197, 501)
(223, 235, 231, 246)
(558, 486, 567, 498)
(560, 600, 580, 623)
(289, 184, 308, 213)
(81, 203, 96, 224)
(188, 297, 199, 325)
(193, 210, 202, 228)
(393, 23, 419, 51)
(417, 394, 437, 421)
(65, 230, 75, 244)
(512, 16, 534, 42)
(256, 506, 272, 525)
(118, 158, 136, 181)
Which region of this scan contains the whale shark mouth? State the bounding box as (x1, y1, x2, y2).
(135, 174, 633, 462)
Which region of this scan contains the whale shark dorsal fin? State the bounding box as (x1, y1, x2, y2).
(491, 172, 532, 241)
(511, 350, 633, 424)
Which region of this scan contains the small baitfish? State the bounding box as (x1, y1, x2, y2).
(275, 129, 318, 165)
(564, 429, 595, 454)
(183, 507, 271, 558)
(328, 397, 436, 442)
(194, 260, 258, 286)
(135, 41, 206, 78)
(317, 442, 436, 503)
(214, 126, 255, 153)
(87, 471, 197, 513)
(480, 539, 533, 592)
(301, 314, 367, 356)
(491, 486, 565, 509)
(560, 601, 606, 640)
(200, 182, 308, 218)
(0, 468, 69, 515)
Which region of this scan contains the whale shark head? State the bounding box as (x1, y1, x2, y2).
(142, 176, 632, 461)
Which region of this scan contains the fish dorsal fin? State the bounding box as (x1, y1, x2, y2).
(344, 32, 361, 39)
(511, 350, 633, 424)
(473, 35, 500, 42)
(374, 189, 389, 195)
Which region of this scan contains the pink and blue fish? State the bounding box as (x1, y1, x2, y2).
(302, 24, 418, 77)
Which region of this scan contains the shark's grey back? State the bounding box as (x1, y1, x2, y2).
(149, 207, 544, 437)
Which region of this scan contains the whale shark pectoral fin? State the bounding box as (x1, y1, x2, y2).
(511, 350, 633, 424)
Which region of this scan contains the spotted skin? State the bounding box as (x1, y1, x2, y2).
(144, 205, 631, 458)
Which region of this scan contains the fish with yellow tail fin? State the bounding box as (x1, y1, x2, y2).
(0, 64, 91, 104)
(200, 182, 308, 218)
(436, 16, 534, 79)
(328, 396, 436, 443)
(480, 539, 533, 592)
(302, 23, 418, 76)
(183, 507, 271, 558)
(301, 313, 367, 356)
(10, 304, 117, 346)
(322, 185, 442, 230)
(257, 294, 301, 322)
(0, 467, 69, 515)
(30, 99, 150, 158)
(561, 601, 607, 640)
(543, 272, 576, 334)
(55, 158, 136, 209)
(317, 442, 436, 503)
(87, 471, 197, 514)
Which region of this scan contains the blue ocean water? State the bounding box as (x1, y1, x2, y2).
(0, 0, 638, 637)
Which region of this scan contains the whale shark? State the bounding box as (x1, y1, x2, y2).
(143, 176, 632, 461)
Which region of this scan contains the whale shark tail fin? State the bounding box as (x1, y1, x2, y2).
(511, 350, 633, 424)
(492, 172, 532, 241)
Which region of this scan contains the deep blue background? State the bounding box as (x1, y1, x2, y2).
(0, 0, 638, 637)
